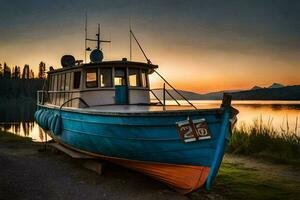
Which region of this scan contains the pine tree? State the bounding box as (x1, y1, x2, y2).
(12, 66, 20, 78)
(22, 64, 30, 79)
(38, 61, 46, 79)
(16, 66, 21, 78)
(0, 63, 3, 78)
(3, 62, 11, 79)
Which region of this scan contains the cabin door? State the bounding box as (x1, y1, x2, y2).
(114, 68, 128, 104)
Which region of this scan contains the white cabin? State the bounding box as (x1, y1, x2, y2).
(46, 60, 158, 108)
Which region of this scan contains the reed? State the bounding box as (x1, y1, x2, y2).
(228, 116, 300, 165)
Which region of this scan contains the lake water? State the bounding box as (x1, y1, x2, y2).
(0, 100, 299, 142)
(190, 100, 300, 133)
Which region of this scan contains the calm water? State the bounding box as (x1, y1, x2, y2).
(0, 100, 299, 142)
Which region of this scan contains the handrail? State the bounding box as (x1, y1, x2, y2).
(153, 70, 197, 109)
(149, 89, 163, 105)
(164, 88, 180, 106)
(37, 90, 47, 105)
(59, 97, 89, 111)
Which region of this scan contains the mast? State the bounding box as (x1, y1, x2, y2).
(84, 12, 87, 63)
(85, 24, 111, 56)
(129, 17, 132, 61)
(96, 24, 100, 50)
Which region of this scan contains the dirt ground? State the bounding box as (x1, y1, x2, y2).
(0, 141, 219, 200)
(0, 140, 299, 200)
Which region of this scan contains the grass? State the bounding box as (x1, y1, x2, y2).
(214, 162, 300, 200)
(228, 117, 300, 165)
(0, 130, 32, 143)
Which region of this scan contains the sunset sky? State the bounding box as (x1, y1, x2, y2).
(0, 0, 299, 93)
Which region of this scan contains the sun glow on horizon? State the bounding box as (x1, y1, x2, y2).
(0, 1, 299, 93)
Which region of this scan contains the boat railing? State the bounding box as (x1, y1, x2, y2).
(37, 90, 86, 107)
(129, 29, 197, 109)
(37, 90, 48, 106)
(59, 97, 90, 110)
(151, 70, 197, 109)
(149, 89, 163, 105)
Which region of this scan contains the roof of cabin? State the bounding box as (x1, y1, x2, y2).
(47, 60, 158, 74)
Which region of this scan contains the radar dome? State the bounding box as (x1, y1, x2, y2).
(61, 55, 75, 68)
(90, 49, 103, 63)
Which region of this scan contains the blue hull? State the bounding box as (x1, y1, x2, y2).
(35, 106, 232, 191)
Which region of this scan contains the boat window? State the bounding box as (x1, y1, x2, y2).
(65, 73, 71, 91)
(141, 69, 148, 88)
(73, 71, 81, 89)
(100, 68, 112, 87)
(129, 68, 141, 87)
(86, 69, 98, 88)
(60, 73, 66, 91)
(114, 68, 126, 86)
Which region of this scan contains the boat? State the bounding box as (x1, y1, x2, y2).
(35, 25, 238, 194)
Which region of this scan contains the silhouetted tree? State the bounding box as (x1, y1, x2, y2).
(12, 66, 21, 79)
(38, 61, 46, 79)
(22, 64, 30, 79)
(0, 63, 3, 78)
(3, 63, 11, 79)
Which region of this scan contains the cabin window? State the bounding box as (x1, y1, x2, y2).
(100, 68, 112, 87)
(141, 69, 148, 88)
(129, 68, 141, 87)
(86, 69, 98, 88)
(60, 73, 66, 91)
(73, 71, 81, 89)
(114, 68, 126, 86)
(65, 73, 71, 91)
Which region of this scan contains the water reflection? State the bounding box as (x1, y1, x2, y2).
(0, 99, 49, 142)
(170, 100, 300, 132)
(0, 122, 48, 142)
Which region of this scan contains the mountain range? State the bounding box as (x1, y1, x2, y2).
(151, 83, 300, 100)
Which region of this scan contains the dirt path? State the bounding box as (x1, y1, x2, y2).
(1, 141, 221, 200)
(1, 139, 299, 200)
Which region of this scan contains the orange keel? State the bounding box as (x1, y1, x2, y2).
(108, 158, 210, 194)
(50, 136, 210, 194)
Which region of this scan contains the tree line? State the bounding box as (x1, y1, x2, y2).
(0, 61, 48, 79)
(0, 61, 48, 99)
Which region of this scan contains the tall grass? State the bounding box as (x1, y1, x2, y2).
(228, 116, 300, 165)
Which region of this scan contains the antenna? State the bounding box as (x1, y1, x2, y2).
(96, 24, 100, 50)
(129, 17, 132, 61)
(108, 31, 111, 60)
(85, 24, 111, 59)
(86, 24, 111, 49)
(84, 11, 87, 63)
